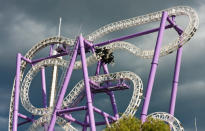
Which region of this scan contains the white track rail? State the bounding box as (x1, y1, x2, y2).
(148, 112, 184, 131)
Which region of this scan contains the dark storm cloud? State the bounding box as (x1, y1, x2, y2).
(0, 0, 205, 130)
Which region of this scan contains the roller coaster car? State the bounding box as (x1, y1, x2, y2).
(95, 47, 114, 64)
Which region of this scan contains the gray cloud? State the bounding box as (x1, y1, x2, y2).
(0, 0, 205, 130)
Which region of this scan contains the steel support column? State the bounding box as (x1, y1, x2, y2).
(102, 64, 119, 119)
(79, 34, 96, 131)
(41, 67, 47, 108)
(13, 53, 21, 131)
(141, 12, 168, 122)
(169, 42, 183, 115)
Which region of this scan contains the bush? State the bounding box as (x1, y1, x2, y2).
(105, 116, 170, 131)
(142, 117, 170, 131)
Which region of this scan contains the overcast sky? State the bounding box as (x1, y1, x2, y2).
(0, 0, 205, 131)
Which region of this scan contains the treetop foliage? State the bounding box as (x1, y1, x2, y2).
(105, 116, 171, 131)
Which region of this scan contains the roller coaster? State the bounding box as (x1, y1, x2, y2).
(9, 6, 199, 131)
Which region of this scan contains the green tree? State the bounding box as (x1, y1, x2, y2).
(105, 115, 141, 131)
(142, 117, 170, 131)
(105, 116, 170, 131)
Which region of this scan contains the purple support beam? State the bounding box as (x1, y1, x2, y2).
(83, 111, 89, 131)
(17, 113, 34, 127)
(95, 61, 101, 75)
(13, 53, 21, 131)
(21, 56, 32, 64)
(18, 120, 32, 127)
(79, 34, 96, 131)
(166, 15, 184, 115)
(169, 41, 183, 115)
(32, 52, 68, 64)
(83, 59, 100, 131)
(57, 106, 87, 114)
(84, 39, 94, 47)
(103, 113, 110, 127)
(63, 114, 85, 126)
(141, 12, 168, 122)
(90, 80, 100, 87)
(93, 107, 116, 121)
(102, 63, 109, 74)
(83, 93, 95, 131)
(167, 16, 183, 35)
(107, 92, 119, 119)
(102, 64, 119, 119)
(167, 16, 184, 116)
(48, 39, 79, 131)
(94, 24, 173, 47)
(41, 67, 47, 108)
(40, 67, 48, 131)
(18, 113, 34, 122)
(49, 44, 54, 56)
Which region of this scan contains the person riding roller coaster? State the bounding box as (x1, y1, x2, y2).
(95, 47, 114, 64)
